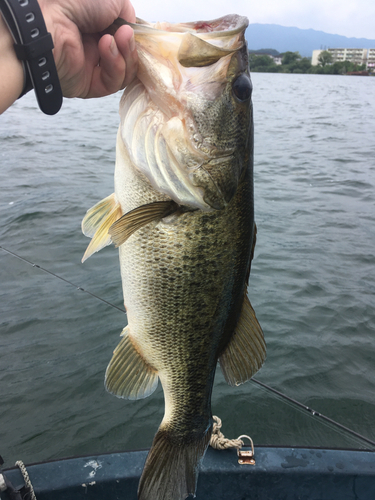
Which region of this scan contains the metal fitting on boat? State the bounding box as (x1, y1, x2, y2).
(237, 435, 255, 465)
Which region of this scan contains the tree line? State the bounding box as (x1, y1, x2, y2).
(249, 50, 368, 74)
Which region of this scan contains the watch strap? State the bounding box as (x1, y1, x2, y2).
(0, 0, 63, 115)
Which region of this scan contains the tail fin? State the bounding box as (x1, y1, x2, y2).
(138, 423, 212, 500)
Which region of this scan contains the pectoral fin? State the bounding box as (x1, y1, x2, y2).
(108, 200, 178, 247)
(81, 193, 122, 262)
(105, 326, 159, 400)
(219, 294, 266, 386)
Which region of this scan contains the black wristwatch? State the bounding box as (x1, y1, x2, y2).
(0, 0, 63, 115)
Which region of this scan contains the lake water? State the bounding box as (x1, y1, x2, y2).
(1, 73, 375, 467)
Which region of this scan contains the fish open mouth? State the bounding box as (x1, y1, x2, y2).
(114, 14, 250, 212)
(128, 14, 248, 36)
(111, 14, 248, 69)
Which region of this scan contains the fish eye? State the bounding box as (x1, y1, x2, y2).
(232, 74, 252, 102)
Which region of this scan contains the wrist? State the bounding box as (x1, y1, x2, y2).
(0, 13, 24, 113)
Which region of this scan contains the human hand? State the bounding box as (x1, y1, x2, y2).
(39, 0, 138, 98)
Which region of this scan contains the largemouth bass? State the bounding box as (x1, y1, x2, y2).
(82, 14, 266, 500)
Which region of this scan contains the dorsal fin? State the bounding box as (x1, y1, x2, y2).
(219, 294, 266, 386)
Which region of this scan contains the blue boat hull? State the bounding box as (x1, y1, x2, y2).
(1, 447, 375, 500)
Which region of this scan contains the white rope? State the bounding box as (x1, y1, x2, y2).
(0, 473, 7, 492)
(15, 460, 37, 500)
(209, 415, 244, 450)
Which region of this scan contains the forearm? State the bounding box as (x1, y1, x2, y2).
(0, 14, 24, 114)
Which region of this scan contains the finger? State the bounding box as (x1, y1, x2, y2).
(119, 1, 136, 24)
(60, 33, 100, 98)
(114, 24, 138, 87)
(87, 33, 128, 97)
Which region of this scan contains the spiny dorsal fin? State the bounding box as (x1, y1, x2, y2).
(250, 223, 257, 267)
(81, 193, 122, 263)
(245, 222, 257, 286)
(105, 326, 159, 400)
(219, 294, 266, 386)
(108, 200, 178, 247)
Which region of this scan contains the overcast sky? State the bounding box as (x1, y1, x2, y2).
(135, 0, 375, 40)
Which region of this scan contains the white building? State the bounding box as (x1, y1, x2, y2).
(312, 48, 369, 67)
(272, 55, 282, 65)
(368, 49, 375, 69)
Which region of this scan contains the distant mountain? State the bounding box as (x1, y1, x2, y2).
(246, 24, 375, 58)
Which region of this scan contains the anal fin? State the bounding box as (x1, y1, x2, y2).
(105, 326, 159, 400)
(219, 294, 266, 386)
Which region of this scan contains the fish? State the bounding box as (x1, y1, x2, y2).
(81, 14, 266, 500)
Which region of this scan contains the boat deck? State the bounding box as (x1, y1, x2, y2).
(1, 446, 374, 499)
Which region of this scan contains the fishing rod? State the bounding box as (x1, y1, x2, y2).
(251, 378, 375, 449)
(0, 245, 126, 314)
(1, 244, 374, 451)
